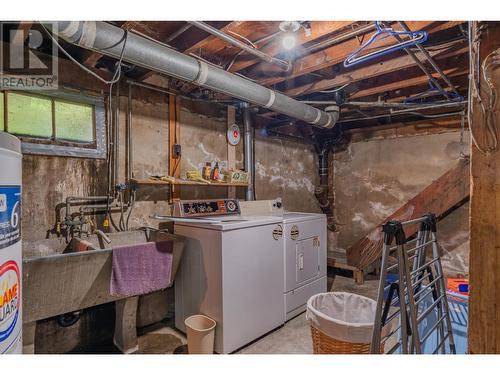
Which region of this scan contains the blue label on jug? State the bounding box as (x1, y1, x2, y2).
(0, 186, 21, 251)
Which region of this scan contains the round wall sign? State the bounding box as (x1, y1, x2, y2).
(227, 124, 241, 146)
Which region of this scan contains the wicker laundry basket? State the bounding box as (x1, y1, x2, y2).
(310, 325, 373, 354)
(306, 292, 381, 354)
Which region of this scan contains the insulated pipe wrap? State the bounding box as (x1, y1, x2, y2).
(49, 21, 336, 128)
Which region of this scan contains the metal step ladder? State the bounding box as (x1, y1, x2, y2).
(371, 214, 456, 354)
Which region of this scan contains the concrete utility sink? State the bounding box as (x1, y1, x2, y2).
(22, 229, 186, 354)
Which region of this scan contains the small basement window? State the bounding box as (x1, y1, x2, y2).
(0, 90, 106, 158)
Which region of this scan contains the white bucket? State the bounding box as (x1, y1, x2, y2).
(185, 315, 216, 354)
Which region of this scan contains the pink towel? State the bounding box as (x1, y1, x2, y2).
(110, 240, 173, 297)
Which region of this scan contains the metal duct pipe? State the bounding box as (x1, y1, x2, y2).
(189, 21, 291, 71)
(242, 103, 255, 201)
(47, 21, 337, 128)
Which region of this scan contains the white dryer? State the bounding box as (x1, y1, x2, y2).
(280, 212, 327, 320)
(239, 199, 327, 321)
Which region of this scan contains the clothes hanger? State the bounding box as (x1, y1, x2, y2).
(344, 21, 428, 68)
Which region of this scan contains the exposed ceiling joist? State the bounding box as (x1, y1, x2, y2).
(256, 21, 464, 87)
(285, 43, 468, 97)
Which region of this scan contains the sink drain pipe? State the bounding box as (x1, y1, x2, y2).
(314, 144, 336, 231)
(45, 21, 338, 129)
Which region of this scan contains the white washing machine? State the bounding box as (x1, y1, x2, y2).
(171, 199, 285, 354)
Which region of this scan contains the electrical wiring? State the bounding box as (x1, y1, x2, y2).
(407, 36, 466, 52)
(480, 48, 500, 147)
(319, 82, 351, 94)
(468, 22, 500, 154)
(391, 111, 464, 119)
(459, 110, 467, 158)
(225, 31, 283, 71)
(118, 190, 126, 231)
(337, 110, 463, 123)
(125, 190, 136, 231)
(227, 29, 258, 49)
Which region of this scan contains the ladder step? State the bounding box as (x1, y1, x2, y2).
(417, 295, 445, 324)
(420, 314, 447, 344)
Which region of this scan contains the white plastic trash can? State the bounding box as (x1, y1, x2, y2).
(306, 292, 379, 354)
(185, 315, 217, 354)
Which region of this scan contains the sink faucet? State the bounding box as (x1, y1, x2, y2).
(95, 230, 111, 244)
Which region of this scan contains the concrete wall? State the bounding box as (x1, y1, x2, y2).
(331, 131, 470, 276)
(255, 134, 320, 213)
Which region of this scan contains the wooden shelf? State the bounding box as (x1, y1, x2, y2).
(130, 178, 249, 188)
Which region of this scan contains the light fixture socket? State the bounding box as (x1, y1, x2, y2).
(279, 21, 301, 33)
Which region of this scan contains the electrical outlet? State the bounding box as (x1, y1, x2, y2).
(172, 143, 182, 159)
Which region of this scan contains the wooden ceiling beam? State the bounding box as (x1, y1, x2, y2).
(255, 21, 465, 87)
(285, 43, 468, 97)
(349, 67, 467, 100)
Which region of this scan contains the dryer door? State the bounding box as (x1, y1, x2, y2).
(296, 237, 320, 284)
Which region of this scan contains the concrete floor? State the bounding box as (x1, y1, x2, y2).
(131, 274, 380, 354)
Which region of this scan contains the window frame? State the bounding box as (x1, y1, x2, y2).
(1, 89, 106, 159)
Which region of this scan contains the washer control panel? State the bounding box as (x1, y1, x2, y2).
(173, 199, 241, 217)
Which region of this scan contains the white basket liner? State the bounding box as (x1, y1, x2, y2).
(306, 292, 379, 344)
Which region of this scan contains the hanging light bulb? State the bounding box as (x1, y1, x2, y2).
(282, 32, 296, 50)
(279, 21, 301, 51)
